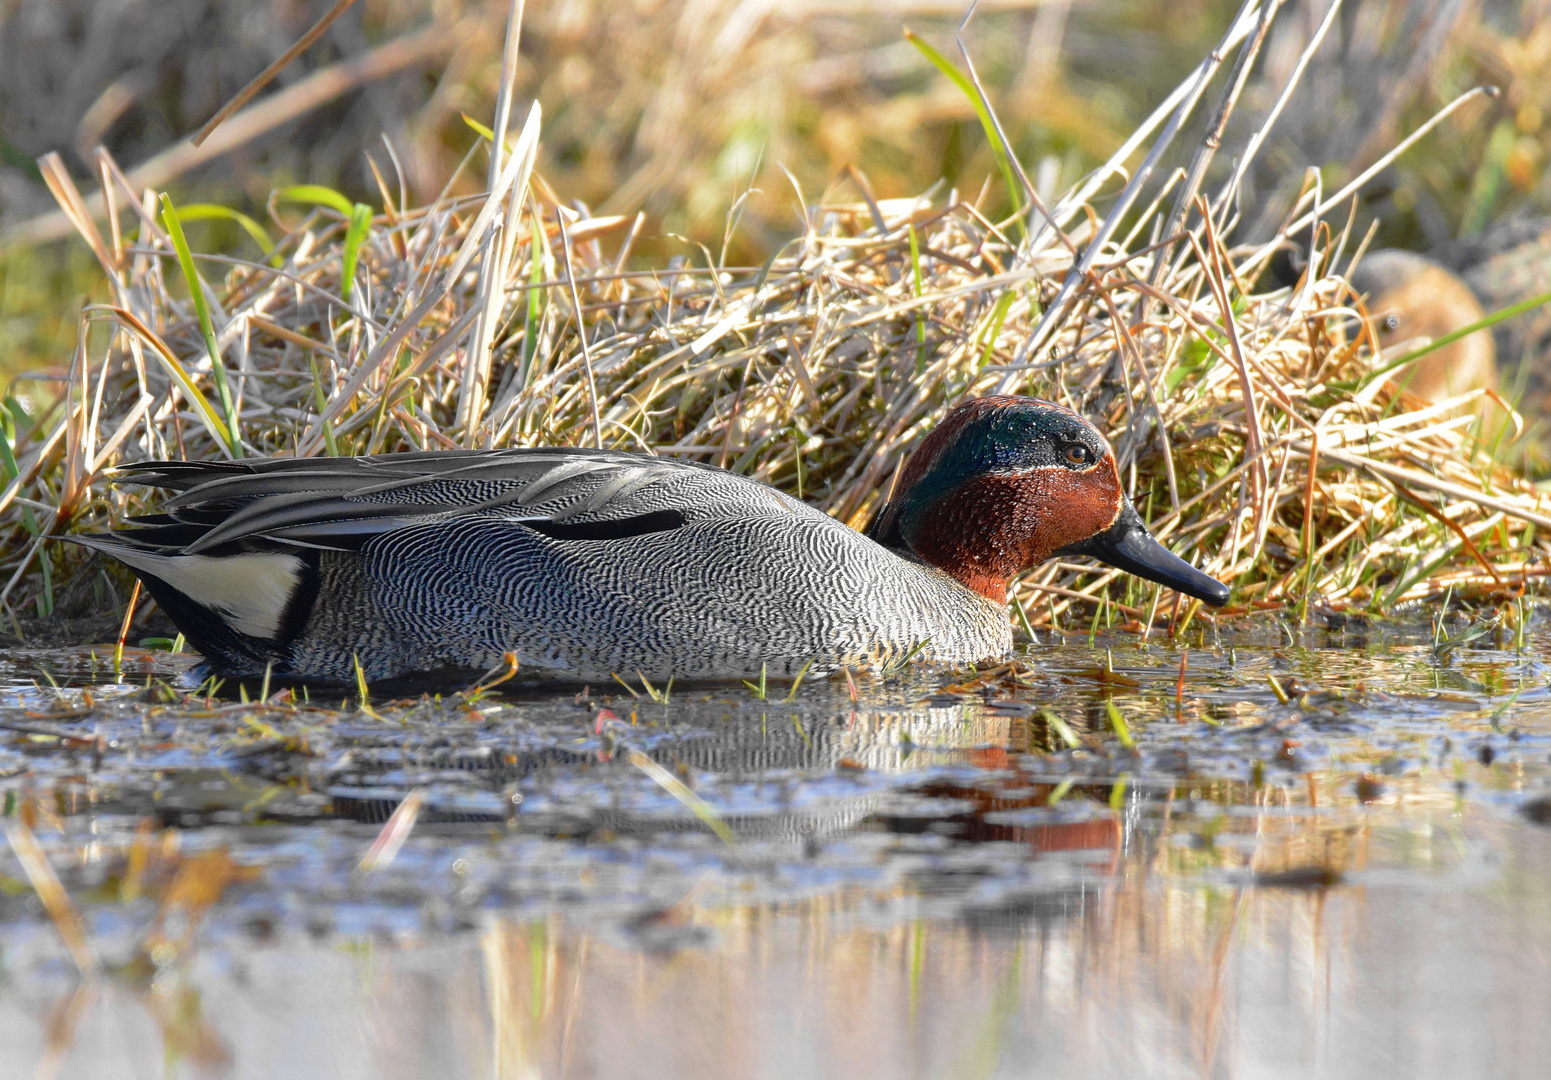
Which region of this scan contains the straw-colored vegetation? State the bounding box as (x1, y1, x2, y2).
(3, 1, 1551, 643)
(9, 0, 1551, 373)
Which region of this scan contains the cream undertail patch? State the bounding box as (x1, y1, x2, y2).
(107, 549, 303, 640)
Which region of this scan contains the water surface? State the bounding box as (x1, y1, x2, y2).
(2, 616, 1549, 1079)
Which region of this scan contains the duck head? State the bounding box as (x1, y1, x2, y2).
(867, 396, 1230, 606)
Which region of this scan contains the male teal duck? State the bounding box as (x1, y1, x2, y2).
(69, 396, 1228, 683)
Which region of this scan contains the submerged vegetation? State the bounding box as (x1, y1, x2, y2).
(0, 2, 1548, 645)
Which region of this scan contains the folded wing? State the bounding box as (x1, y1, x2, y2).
(101, 447, 731, 554)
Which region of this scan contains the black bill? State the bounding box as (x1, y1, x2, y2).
(1056, 502, 1230, 606)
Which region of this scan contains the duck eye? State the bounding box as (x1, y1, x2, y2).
(1063, 444, 1092, 466)
(1382, 313, 1401, 332)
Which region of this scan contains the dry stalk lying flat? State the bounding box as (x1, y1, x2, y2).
(10, 19, 1551, 637)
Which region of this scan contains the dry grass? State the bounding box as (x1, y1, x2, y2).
(4, 2, 1551, 641)
(13, 0, 1549, 377)
(0, 0, 1190, 379)
(8, 0, 1551, 391)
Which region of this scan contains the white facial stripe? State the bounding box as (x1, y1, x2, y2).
(111, 549, 302, 640)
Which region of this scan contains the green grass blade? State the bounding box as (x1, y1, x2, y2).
(353, 653, 370, 707)
(905, 29, 1023, 229)
(1012, 591, 1037, 642)
(106, 308, 231, 449)
(309, 358, 340, 457)
(977, 290, 1016, 370)
(784, 658, 814, 702)
(172, 203, 273, 255)
(4, 397, 30, 435)
(274, 184, 355, 217)
(882, 638, 932, 676)
(340, 202, 373, 304)
(742, 662, 769, 699)
(0, 415, 17, 485)
(158, 193, 241, 457)
(461, 113, 516, 157)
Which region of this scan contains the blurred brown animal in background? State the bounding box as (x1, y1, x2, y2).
(1273, 239, 1507, 432)
(1441, 217, 1551, 418)
(1348, 249, 1499, 409)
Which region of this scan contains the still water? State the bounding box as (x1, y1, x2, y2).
(2, 615, 1549, 1079)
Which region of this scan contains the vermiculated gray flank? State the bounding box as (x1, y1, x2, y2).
(73, 448, 1009, 682)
